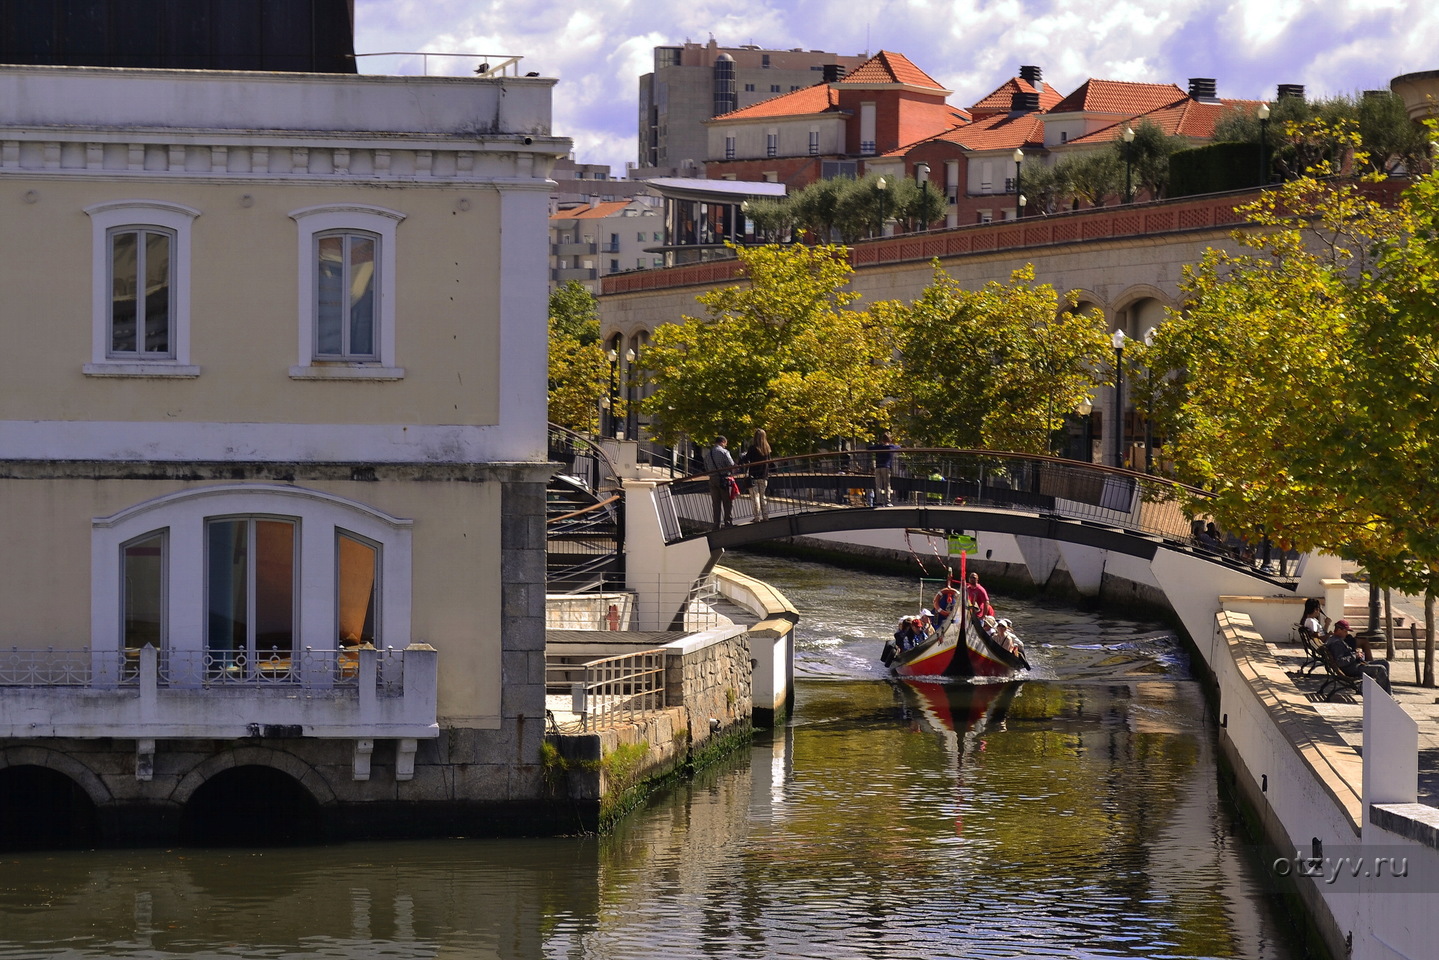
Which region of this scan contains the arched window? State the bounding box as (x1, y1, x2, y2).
(93, 485, 412, 674)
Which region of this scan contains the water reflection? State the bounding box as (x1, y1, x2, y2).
(0, 553, 1305, 959)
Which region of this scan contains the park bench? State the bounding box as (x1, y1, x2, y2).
(1315, 641, 1364, 701)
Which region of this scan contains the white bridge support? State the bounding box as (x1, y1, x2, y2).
(622, 478, 716, 631)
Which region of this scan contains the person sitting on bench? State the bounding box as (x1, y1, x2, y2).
(1324, 620, 1390, 694)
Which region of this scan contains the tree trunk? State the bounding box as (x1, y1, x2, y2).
(1385, 588, 1395, 659)
(1426, 589, 1436, 688)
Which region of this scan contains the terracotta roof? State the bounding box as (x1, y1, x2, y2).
(916, 112, 1046, 152)
(968, 77, 1066, 116)
(550, 200, 636, 220)
(1048, 79, 1188, 116)
(837, 50, 949, 92)
(709, 82, 841, 122)
(1064, 97, 1265, 145)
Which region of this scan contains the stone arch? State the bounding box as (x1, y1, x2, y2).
(0, 745, 115, 807)
(1064, 287, 1108, 320)
(1110, 284, 1175, 339)
(169, 745, 338, 808)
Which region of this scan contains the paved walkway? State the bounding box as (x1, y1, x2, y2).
(1270, 569, 1439, 805)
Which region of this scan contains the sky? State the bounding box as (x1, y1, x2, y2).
(354, 0, 1439, 177)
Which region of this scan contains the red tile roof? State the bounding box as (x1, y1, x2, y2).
(913, 112, 1046, 152)
(1064, 97, 1265, 145)
(968, 77, 1066, 116)
(709, 82, 842, 122)
(1048, 79, 1188, 116)
(551, 201, 636, 220)
(837, 50, 949, 92)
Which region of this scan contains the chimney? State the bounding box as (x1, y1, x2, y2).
(1010, 90, 1041, 113)
(1188, 78, 1218, 102)
(823, 63, 844, 83)
(1018, 65, 1044, 92)
(1277, 83, 1305, 101)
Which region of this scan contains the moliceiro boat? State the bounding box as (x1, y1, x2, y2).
(881, 577, 1030, 678)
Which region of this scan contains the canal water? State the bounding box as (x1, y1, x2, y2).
(0, 553, 1309, 959)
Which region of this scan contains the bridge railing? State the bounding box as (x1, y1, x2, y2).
(656, 448, 1221, 550)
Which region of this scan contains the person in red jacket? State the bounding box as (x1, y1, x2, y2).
(965, 571, 993, 620)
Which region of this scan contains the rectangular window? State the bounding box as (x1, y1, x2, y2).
(766, 133, 778, 158)
(207, 518, 296, 672)
(109, 227, 174, 358)
(808, 130, 820, 156)
(336, 532, 378, 647)
(122, 531, 165, 653)
(315, 232, 377, 359)
(638, 232, 647, 242)
(744, 83, 755, 92)
(769, 84, 780, 93)
(610, 259, 619, 272)
(725, 136, 736, 160)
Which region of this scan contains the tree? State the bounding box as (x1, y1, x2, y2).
(1054, 151, 1121, 208)
(546, 282, 608, 434)
(1112, 120, 1185, 200)
(638, 243, 895, 454)
(1146, 130, 1439, 683)
(893, 264, 1112, 451)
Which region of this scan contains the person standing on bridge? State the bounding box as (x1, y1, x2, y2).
(740, 428, 773, 521)
(703, 436, 736, 530)
(870, 432, 900, 506)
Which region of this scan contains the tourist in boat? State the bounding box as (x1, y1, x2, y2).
(965, 572, 993, 620)
(914, 611, 936, 642)
(932, 584, 959, 630)
(894, 617, 919, 652)
(994, 618, 1024, 657)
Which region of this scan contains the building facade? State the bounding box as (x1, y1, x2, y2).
(636, 40, 867, 177)
(0, 61, 570, 844)
(550, 197, 664, 292)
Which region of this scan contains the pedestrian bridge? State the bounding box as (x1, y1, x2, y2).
(655, 449, 1294, 581)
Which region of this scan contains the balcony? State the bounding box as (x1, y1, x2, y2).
(0, 644, 439, 742)
(553, 241, 597, 257)
(552, 266, 598, 283)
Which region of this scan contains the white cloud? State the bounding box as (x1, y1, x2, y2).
(354, 0, 1439, 175)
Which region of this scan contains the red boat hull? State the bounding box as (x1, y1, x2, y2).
(891, 615, 1028, 678)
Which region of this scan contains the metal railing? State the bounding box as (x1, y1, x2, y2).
(0, 645, 405, 692)
(546, 648, 666, 731)
(548, 424, 623, 496)
(653, 448, 1291, 580)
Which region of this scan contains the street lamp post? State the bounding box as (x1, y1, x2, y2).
(1142, 326, 1156, 472)
(624, 347, 637, 441)
(1122, 126, 1136, 203)
(915, 162, 930, 231)
(1018, 194, 1027, 219)
(876, 176, 887, 236)
(1111, 329, 1127, 468)
(1257, 102, 1270, 186)
(1012, 149, 1024, 219)
(740, 199, 751, 242)
(1075, 397, 1094, 463)
(606, 347, 619, 438)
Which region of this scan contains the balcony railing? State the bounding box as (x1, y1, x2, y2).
(0, 644, 439, 740)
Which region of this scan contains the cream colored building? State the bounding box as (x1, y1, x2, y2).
(0, 63, 570, 841)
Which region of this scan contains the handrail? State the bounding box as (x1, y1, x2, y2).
(546, 648, 667, 731)
(547, 494, 621, 527)
(652, 448, 1289, 574)
(548, 423, 623, 496)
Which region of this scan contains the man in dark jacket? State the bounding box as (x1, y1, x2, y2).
(1324, 620, 1390, 694)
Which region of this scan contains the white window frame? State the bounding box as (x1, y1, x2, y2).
(289, 204, 405, 380)
(84, 200, 200, 378)
(92, 484, 413, 663)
